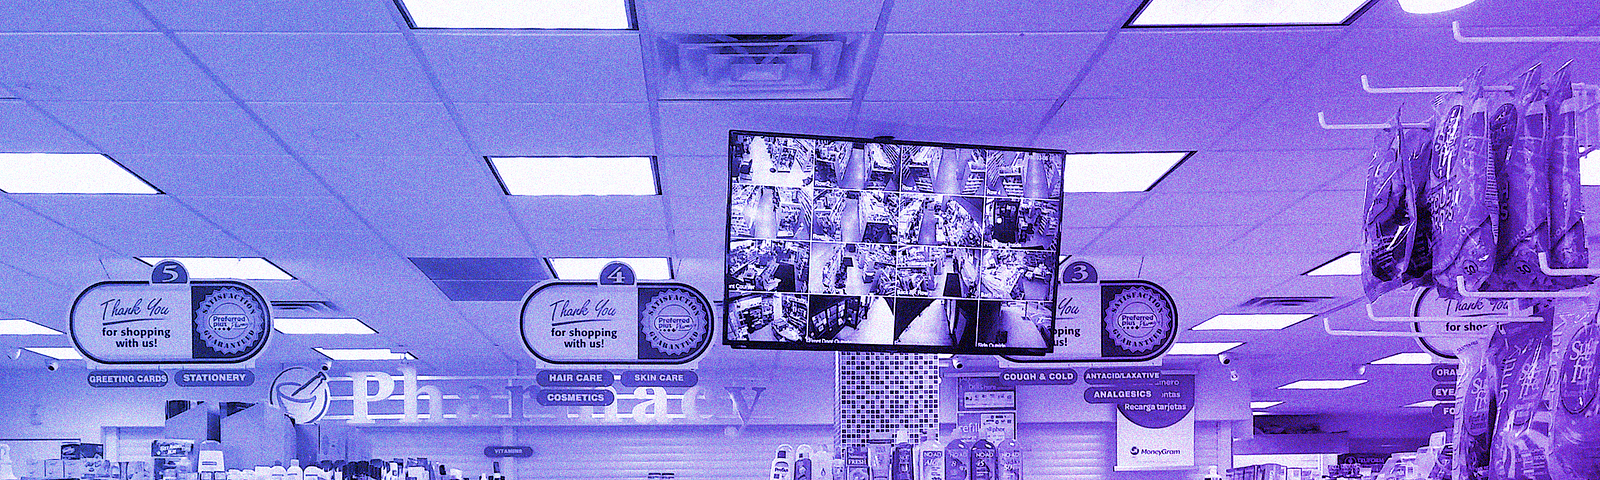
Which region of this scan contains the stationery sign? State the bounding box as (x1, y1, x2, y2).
(70, 261, 271, 365)
(520, 262, 714, 365)
(1005, 260, 1177, 363)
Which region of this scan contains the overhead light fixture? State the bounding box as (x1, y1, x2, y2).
(314, 348, 415, 361)
(136, 257, 294, 281)
(0, 319, 63, 335)
(1167, 342, 1244, 355)
(1404, 399, 1445, 408)
(1304, 252, 1360, 276)
(1370, 352, 1436, 365)
(1127, 0, 1374, 27)
(0, 153, 159, 194)
(1279, 379, 1368, 390)
(546, 257, 673, 281)
(1060, 152, 1190, 193)
(24, 347, 82, 360)
(1252, 411, 1272, 416)
(1397, 0, 1475, 14)
(1581, 150, 1598, 185)
(274, 318, 377, 335)
(396, 0, 633, 29)
(1251, 401, 1283, 409)
(488, 156, 658, 196)
(1192, 313, 1314, 331)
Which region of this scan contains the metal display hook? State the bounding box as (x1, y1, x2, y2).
(1453, 21, 1600, 44)
(1316, 111, 1431, 130)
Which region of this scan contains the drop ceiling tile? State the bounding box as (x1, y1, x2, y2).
(866, 33, 1102, 101)
(1038, 96, 1265, 152)
(509, 196, 669, 233)
(1265, 190, 1364, 225)
(1291, 27, 1549, 99)
(1221, 224, 1358, 255)
(636, 0, 884, 32)
(455, 102, 653, 156)
(414, 33, 647, 103)
(114, 155, 331, 197)
(888, 0, 1139, 32)
(673, 229, 725, 259)
(1072, 30, 1344, 99)
(855, 101, 1051, 146)
(35, 101, 282, 154)
(1269, 275, 1363, 300)
(656, 100, 852, 156)
(232, 229, 393, 260)
(182, 196, 366, 232)
(180, 33, 436, 102)
(12, 195, 255, 256)
(530, 228, 676, 257)
(1159, 276, 1281, 326)
(250, 102, 470, 156)
(341, 196, 534, 256)
(0, 34, 226, 101)
(301, 155, 502, 198)
(0, 100, 92, 152)
(1354, 0, 1600, 29)
(1500, 24, 1600, 87)
(658, 156, 728, 230)
(139, 0, 400, 32)
(1155, 150, 1368, 193)
(1061, 192, 1145, 228)
(1179, 253, 1336, 278)
(1082, 225, 1250, 255)
(1208, 93, 1413, 151)
(1058, 228, 1104, 253)
(1120, 192, 1302, 227)
(0, 0, 153, 31)
(0, 199, 122, 274)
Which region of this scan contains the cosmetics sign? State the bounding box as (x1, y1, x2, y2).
(1003, 260, 1177, 364)
(521, 262, 714, 365)
(69, 261, 272, 365)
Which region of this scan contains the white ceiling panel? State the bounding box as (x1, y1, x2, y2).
(138, 0, 401, 32)
(455, 102, 653, 156)
(1264, 190, 1364, 226)
(656, 100, 852, 156)
(1221, 223, 1359, 255)
(1269, 274, 1364, 299)
(0, 100, 92, 152)
(1354, 0, 1600, 29)
(301, 155, 502, 199)
(635, 0, 884, 33)
(529, 227, 677, 257)
(114, 155, 331, 197)
(1039, 96, 1265, 152)
(0, 33, 226, 101)
(1081, 225, 1251, 255)
(1155, 150, 1368, 193)
(509, 196, 670, 233)
(1120, 191, 1302, 227)
(866, 33, 1102, 101)
(0, 200, 122, 282)
(888, 0, 1140, 33)
(250, 102, 470, 156)
(1500, 23, 1600, 86)
(1060, 192, 1145, 228)
(182, 196, 367, 232)
(341, 196, 535, 256)
(1208, 94, 1414, 151)
(1291, 27, 1549, 98)
(673, 229, 725, 259)
(658, 156, 728, 230)
(1160, 276, 1283, 327)
(180, 33, 437, 102)
(13, 195, 256, 256)
(0, 0, 153, 32)
(1058, 227, 1105, 253)
(414, 33, 647, 103)
(1072, 29, 1345, 99)
(230, 229, 393, 261)
(855, 100, 1051, 146)
(0, 263, 74, 326)
(36, 101, 282, 154)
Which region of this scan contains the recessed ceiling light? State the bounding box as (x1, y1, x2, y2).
(1370, 352, 1435, 365)
(1252, 411, 1271, 416)
(1404, 399, 1445, 408)
(1061, 152, 1189, 193)
(136, 257, 294, 281)
(274, 318, 377, 335)
(0, 319, 63, 335)
(1398, 0, 1474, 14)
(1127, 0, 1374, 27)
(1304, 251, 1360, 276)
(488, 156, 658, 196)
(1581, 150, 1599, 185)
(314, 348, 415, 361)
(24, 347, 82, 360)
(1167, 342, 1244, 355)
(1192, 313, 1314, 330)
(0, 153, 159, 194)
(1251, 401, 1283, 409)
(396, 0, 633, 29)
(546, 257, 673, 281)
(1279, 379, 1368, 390)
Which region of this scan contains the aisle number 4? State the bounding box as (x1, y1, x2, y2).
(599, 262, 637, 286)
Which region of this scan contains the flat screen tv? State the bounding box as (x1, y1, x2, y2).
(724, 131, 1065, 355)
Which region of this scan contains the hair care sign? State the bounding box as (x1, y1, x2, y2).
(521, 263, 713, 365)
(70, 261, 271, 365)
(1100, 371, 1195, 471)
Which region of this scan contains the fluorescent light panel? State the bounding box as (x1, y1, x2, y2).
(0, 153, 158, 194)
(1305, 251, 1360, 276)
(547, 257, 673, 281)
(1404, 400, 1445, 408)
(1167, 342, 1244, 355)
(0, 319, 62, 335)
(397, 0, 631, 29)
(1061, 152, 1188, 193)
(275, 318, 377, 335)
(314, 348, 415, 361)
(1581, 150, 1599, 185)
(25, 347, 82, 360)
(1370, 352, 1435, 365)
(1129, 0, 1372, 26)
(489, 156, 657, 196)
(137, 257, 293, 280)
(1398, 0, 1475, 14)
(1280, 379, 1368, 390)
(1192, 313, 1314, 330)
(1251, 401, 1283, 409)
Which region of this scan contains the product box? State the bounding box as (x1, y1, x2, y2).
(60, 443, 105, 460)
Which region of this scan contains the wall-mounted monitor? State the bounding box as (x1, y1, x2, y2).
(724, 130, 1065, 355)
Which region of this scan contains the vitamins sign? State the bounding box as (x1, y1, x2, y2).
(69, 262, 271, 365)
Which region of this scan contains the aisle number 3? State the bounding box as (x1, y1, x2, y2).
(1063, 260, 1098, 284)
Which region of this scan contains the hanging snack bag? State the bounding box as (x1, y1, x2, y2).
(1546, 64, 1593, 288)
(1429, 68, 1499, 297)
(1550, 297, 1600, 480)
(1455, 337, 1498, 480)
(1405, 129, 1437, 288)
(1489, 306, 1554, 480)
(1363, 120, 1413, 301)
(1494, 66, 1555, 292)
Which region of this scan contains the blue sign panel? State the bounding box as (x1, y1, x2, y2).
(87, 370, 169, 388)
(535, 389, 615, 407)
(537, 370, 614, 387)
(175, 369, 255, 387)
(621, 370, 698, 388)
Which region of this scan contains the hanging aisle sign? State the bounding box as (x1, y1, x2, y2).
(70, 261, 272, 365)
(520, 262, 714, 365)
(1110, 371, 1195, 471)
(1004, 260, 1177, 363)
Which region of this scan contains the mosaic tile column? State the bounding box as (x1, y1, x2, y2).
(835, 351, 941, 448)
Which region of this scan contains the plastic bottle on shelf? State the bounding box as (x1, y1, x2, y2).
(995, 439, 1020, 480)
(772, 446, 793, 480)
(914, 431, 944, 480)
(795, 447, 813, 480)
(967, 439, 995, 480)
(944, 437, 971, 480)
(891, 431, 914, 480)
(286, 461, 304, 480)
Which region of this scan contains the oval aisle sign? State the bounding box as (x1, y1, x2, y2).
(71, 262, 271, 365)
(520, 270, 714, 365)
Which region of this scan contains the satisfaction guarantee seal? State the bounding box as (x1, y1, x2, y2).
(194, 287, 267, 354)
(1103, 285, 1173, 354)
(639, 288, 710, 356)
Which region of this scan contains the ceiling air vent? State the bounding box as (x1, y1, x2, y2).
(271, 300, 339, 314)
(657, 34, 863, 100)
(1232, 296, 1348, 314)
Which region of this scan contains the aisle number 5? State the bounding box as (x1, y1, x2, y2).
(151, 260, 189, 284)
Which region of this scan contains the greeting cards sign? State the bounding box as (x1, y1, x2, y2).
(521, 262, 713, 365)
(70, 261, 271, 365)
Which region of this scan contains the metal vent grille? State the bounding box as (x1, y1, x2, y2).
(271, 300, 339, 314)
(835, 351, 940, 449)
(1233, 296, 1348, 314)
(657, 34, 863, 100)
